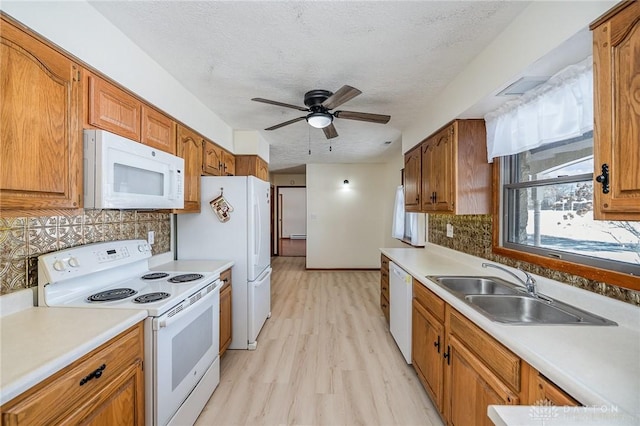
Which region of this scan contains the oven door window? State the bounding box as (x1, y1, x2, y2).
(153, 289, 219, 426)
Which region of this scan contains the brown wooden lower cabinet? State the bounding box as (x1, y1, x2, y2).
(411, 280, 578, 425)
(1, 323, 144, 425)
(380, 255, 390, 325)
(219, 268, 232, 356)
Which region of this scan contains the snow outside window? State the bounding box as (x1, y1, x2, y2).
(500, 132, 640, 275)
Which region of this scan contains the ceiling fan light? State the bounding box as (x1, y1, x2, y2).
(306, 112, 333, 129)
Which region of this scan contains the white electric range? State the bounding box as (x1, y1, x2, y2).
(38, 239, 222, 426)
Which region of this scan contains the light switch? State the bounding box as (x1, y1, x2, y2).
(148, 230, 155, 245)
(446, 223, 454, 238)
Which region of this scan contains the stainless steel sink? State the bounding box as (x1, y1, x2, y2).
(428, 276, 521, 296)
(426, 275, 617, 326)
(464, 294, 617, 326)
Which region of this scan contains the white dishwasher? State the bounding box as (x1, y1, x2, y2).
(389, 261, 413, 364)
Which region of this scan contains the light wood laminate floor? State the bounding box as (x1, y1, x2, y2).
(196, 257, 444, 426)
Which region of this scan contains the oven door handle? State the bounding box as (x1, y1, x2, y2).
(154, 283, 219, 330)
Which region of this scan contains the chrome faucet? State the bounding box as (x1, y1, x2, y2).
(482, 263, 538, 297)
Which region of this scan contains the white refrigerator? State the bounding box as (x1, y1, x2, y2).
(177, 176, 272, 350)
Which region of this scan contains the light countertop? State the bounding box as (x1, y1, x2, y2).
(380, 243, 640, 420)
(151, 259, 234, 274)
(0, 306, 147, 405)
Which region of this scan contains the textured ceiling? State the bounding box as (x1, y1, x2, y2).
(89, 1, 530, 172)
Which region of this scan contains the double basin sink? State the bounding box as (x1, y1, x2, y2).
(427, 276, 617, 326)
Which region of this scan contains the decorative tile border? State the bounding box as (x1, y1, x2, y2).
(428, 214, 640, 307)
(0, 211, 171, 295)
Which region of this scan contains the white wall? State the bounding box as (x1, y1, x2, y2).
(233, 130, 270, 162)
(306, 163, 404, 269)
(280, 187, 306, 238)
(271, 174, 307, 187)
(1, 1, 234, 151)
(402, 0, 617, 153)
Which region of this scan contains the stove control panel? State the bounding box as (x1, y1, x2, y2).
(39, 239, 152, 282)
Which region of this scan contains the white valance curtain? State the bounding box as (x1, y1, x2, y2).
(484, 56, 593, 162)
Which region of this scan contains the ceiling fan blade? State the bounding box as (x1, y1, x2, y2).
(322, 85, 362, 110)
(323, 123, 338, 139)
(265, 116, 306, 131)
(252, 98, 309, 112)
(334, 110, 391, 124)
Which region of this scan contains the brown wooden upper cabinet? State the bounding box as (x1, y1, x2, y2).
(175, 124, 203, 213)
(235, 155, 269, 181)
(591, 1, 640, 221)
(222, 150, 236, 176)
(0, 16, 82, 211)
(141, 105, 176, 154)
(202, 139, 224, 176)
(404, 146, 422, 212)
(86, 73, 176, 155)
(88, 74, 142, 141)
(405, 119, 490, 215)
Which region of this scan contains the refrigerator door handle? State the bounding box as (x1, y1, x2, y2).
(254, 202, 260, 256)
(255, 266, 272, 283)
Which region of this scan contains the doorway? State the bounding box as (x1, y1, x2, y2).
(277, 186, 307, 257)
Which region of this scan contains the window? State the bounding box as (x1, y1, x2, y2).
(500, 131, 640, 275)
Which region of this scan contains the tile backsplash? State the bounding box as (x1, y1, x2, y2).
(0, 210, 171, 294)
(428, 214, 640, 307)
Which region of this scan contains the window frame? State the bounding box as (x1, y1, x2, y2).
(491, 161, 640, 292)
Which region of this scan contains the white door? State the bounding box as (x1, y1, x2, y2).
(248, 176, 271, 281)
(248, 266, 271, 348)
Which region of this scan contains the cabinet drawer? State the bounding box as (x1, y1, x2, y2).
(413, 281, 445, 323)
(448, 308, 520, 392)
(2, 323, 143, 425)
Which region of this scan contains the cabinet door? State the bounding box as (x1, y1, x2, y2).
(446, 335, 518, 426)
(223, 150, 236, 176)
(202, 139, 223, 176)
(404, 147, 421, 211)
(1, 18, 82, 210)
(592, 1, 640, 220)
(421, 140, 435, 211)
(141, 105, 175, 154)
(88, 75, 141, 141)
(257, 158, 269, 181)
(219, 282, 232, 356)
(532, 374, 579, 406)
(412, 299, 444, 413)
(431, 126, 454, 212)
(176, 125, 203, 213)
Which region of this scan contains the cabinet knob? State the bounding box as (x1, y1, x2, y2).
(595, 163, 610, 194)
(79, 364, 106, 386)
(433, 335, 441, 353)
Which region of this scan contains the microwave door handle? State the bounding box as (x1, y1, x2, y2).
(168, 168, 177, 200)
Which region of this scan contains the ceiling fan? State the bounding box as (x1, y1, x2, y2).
(251, 85, 391, 139)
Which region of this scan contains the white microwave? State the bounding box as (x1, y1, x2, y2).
(83, 129, 184, 209)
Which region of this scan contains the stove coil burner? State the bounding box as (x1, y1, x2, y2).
(88, 288, 137, 302)
(141, 272, 170, 280)
(168, 273, 204, 283)
(134, 292, 170, 304)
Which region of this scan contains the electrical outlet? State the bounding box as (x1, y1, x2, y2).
(147, 230, 155, 245)
(446, 223, 454, 238)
